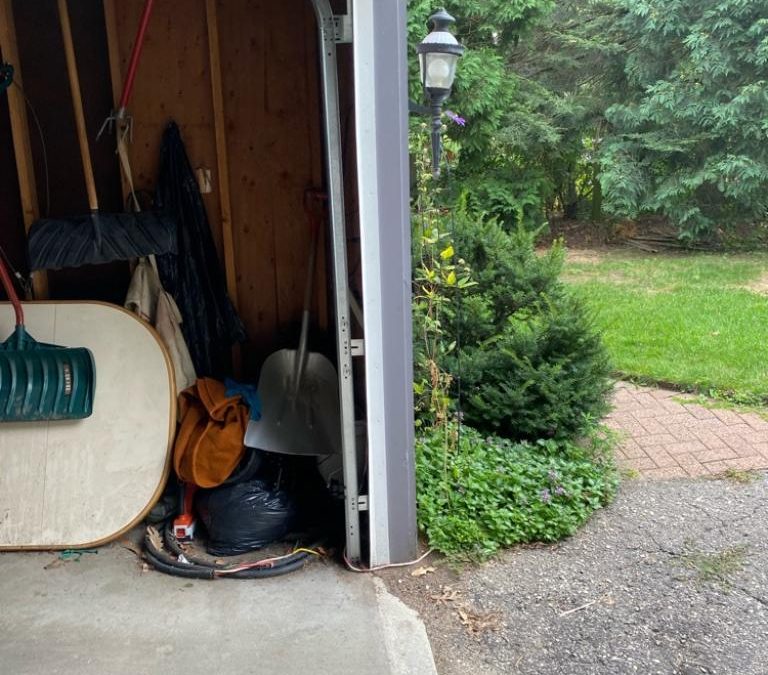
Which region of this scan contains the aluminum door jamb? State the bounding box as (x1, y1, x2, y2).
(309, 0, 361, 563)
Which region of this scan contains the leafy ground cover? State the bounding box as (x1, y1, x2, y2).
(415, 424, 617, 559)
(564, 250, 768, 403)
(410, 129, 616, 560)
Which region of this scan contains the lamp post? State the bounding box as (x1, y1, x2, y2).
(412, 8, 464, 177)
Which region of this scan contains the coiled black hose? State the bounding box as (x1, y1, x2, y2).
(143, 522, 318, 580)
(144, 544, 216, 580)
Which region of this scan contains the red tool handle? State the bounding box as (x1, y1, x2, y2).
(117, 0, 155, 111)
(0, 255, 23, 327)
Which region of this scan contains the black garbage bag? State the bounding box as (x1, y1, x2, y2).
(155, 121, 246, 377)
(196, 479, 298, 556)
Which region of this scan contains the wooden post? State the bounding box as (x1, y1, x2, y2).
(205, 0, 242, 374)
(0, 0, 48, 299)
(102, 0, 133, 204)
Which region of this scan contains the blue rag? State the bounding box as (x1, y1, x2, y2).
(225, 378, 262, 421)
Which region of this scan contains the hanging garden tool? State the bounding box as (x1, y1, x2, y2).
(97, 0, 155, 145)
(244, 191, 342, 458)
(0, 252, 94, 422)
(99, 0, 157, 213)
(26, 0, 175, 271)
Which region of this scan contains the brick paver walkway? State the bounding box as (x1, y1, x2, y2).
(606, 382, 768, 479)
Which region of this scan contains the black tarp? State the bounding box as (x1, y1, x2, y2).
(156, 122, 246, 377)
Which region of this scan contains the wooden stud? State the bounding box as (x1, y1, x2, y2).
(205, 0, 242, 374)
(102, 0, 133, 204)
(216, 0, 278, 369)
(102, 0, 123, 119)
(205, 0, 237, 309)
(0, 0, 48, 299)
(269, 1, 323, 331)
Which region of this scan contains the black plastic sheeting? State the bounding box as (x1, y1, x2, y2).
(196, 479, 298, 556)
(156, 122, 246, 376)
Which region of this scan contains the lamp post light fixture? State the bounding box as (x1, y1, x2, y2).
(412, 8, 464, 177)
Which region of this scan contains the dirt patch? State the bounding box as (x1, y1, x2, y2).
(562, 267, 630, 286)
(540, 216, 674, 250)
(560, 248, 637, 285)
(376, 552, 507, 675)
(745, 272, 768, 295)
(563, 249, 610, 264)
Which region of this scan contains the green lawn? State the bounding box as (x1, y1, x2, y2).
(563, 251, 768, 403)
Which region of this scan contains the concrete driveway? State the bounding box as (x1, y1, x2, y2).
(383, 475, 768, 675)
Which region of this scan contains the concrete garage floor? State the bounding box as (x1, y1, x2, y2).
(0, 544, 436, 675)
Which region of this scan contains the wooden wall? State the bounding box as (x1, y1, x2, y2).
(109, 0, 329, 373)
(2, 0, 344, 377)
(2, 0, 127, 303)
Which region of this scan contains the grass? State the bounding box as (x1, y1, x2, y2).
(563, 251, 768, 404)
(681, 544, 749, 586)
(720, 468, 762, 485)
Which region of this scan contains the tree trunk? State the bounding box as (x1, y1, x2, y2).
(591, 165, 603, 222)
(563, 175, 579, 219)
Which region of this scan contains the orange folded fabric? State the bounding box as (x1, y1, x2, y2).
(173, 378, 248, 488)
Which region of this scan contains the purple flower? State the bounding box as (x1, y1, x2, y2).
(554, 486, 567, 497)
(539, 488, 551, 504)
(444, 110, 466, 127)
(548, 470, 559, 482)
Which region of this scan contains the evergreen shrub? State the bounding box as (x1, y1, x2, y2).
(448, 209, 612, 441)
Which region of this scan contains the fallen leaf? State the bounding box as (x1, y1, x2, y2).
(119, 538, 142, 558)
(146, 526, 164, 553)
(456, 604, 503, 636)
(411, 565, 436, 577)
(430, 586, 461, 604)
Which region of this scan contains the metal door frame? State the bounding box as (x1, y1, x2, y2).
(309, 0, 361, 562)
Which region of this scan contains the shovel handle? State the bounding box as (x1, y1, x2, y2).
(0, 255, 24, 326)
(57, 0, 99, 213)
(291, 191, 326, 397)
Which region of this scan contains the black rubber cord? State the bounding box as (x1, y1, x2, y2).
(143, 522, 317, 580)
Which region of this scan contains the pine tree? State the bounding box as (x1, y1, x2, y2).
(599, 0, 768, 238)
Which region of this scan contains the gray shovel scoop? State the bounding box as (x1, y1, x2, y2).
(244, 216, 341, 457)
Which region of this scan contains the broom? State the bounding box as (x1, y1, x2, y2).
(26, 0, 175, 272)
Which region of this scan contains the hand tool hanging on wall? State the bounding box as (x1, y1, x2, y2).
(0, 254, 94, 422)
(100, 0, 157, 213)
(97, 0, 155, 145)
(96, 0, 196, 388)
(25, 0, 176, 272)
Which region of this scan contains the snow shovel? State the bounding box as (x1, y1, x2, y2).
(244, 193, 341, 457)
(0, 252, 95, 422)
(26, 0, 175, 272)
